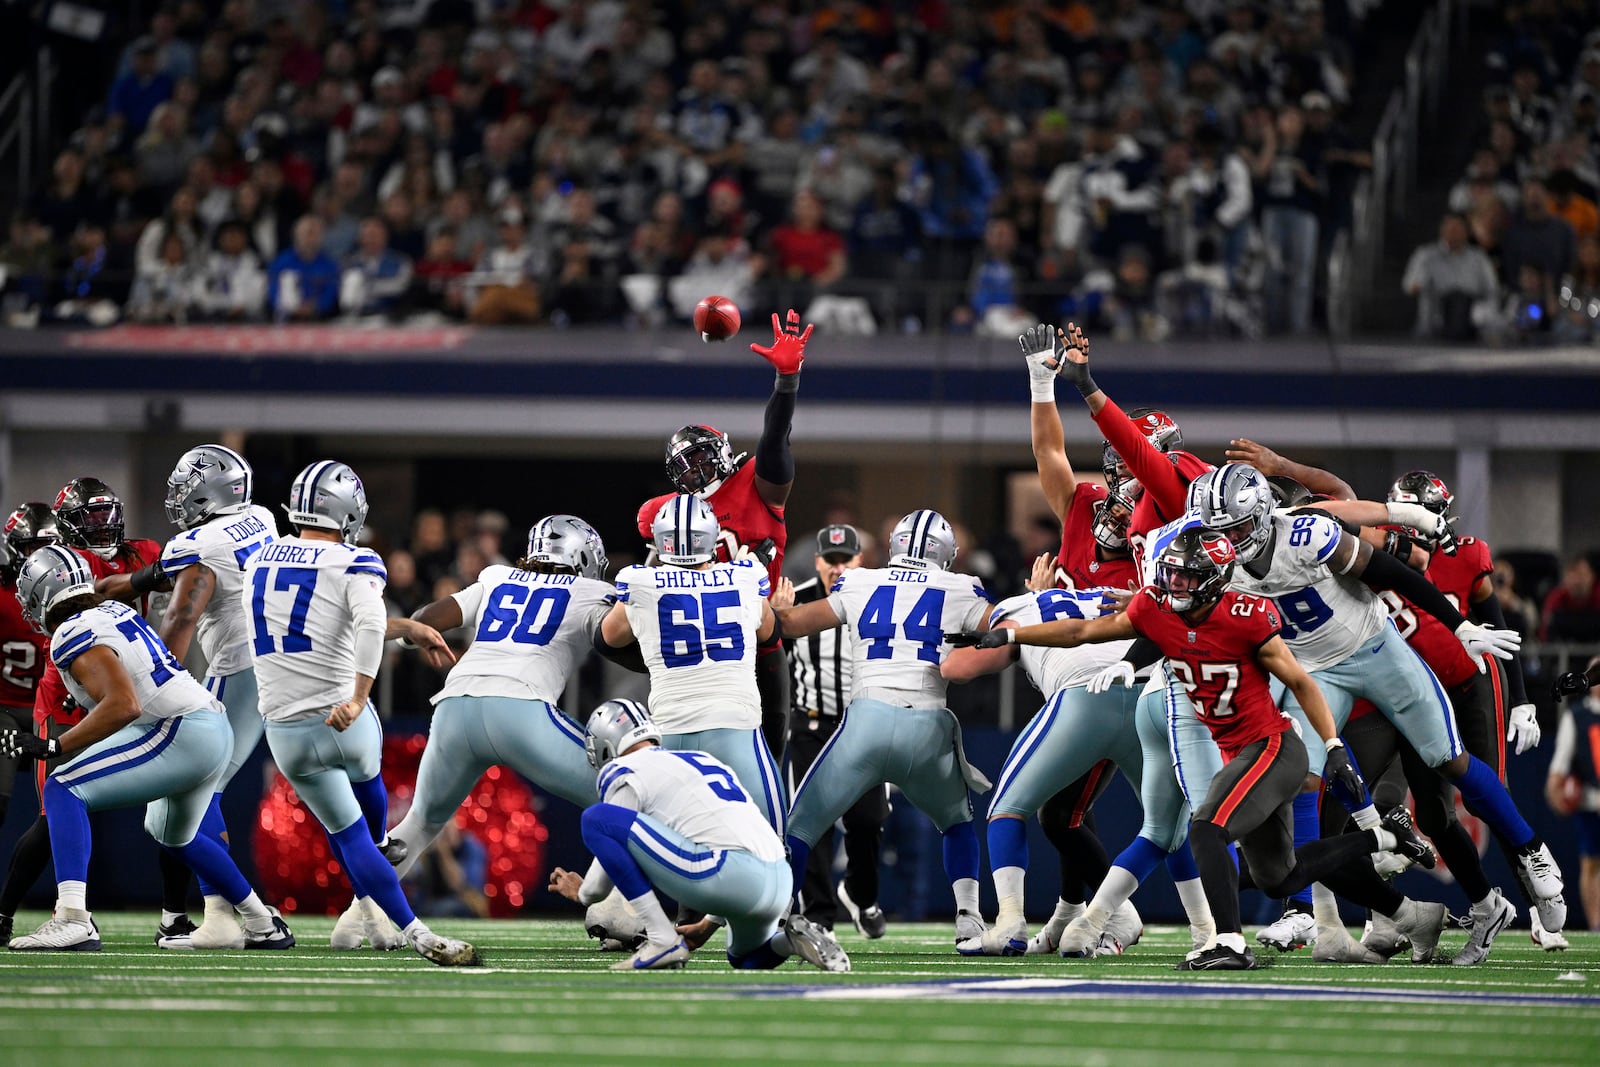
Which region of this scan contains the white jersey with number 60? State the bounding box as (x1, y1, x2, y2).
(434, 566, 617, 706)
(827, 560, 991, 706)
(597, 745, 784, 861)
(51, 601, 221, 724)
(614, 559, 768, 733)
(244, 536, 389, 723)
(1226, 510, 1386, 672)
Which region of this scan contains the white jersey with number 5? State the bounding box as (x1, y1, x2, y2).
(244, 537, 389, 723)
(1226, 510, 1386, 671)
(827, 559, 991, 706)
(597, 745, 784, 861)
(990, 588, 1133, 693)
(614, 560, 768, 733)
(433, 566, 617, 706)
(158, 504, 280, 676)
(51, 601, 221, 723)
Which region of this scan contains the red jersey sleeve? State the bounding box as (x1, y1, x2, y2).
(637, 494, 676, 541)
(1240, 594, 1283, 652)
(33, 657, 82, 728)
(1092, 397, 1191, 520)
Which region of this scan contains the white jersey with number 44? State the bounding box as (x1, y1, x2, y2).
(434, 566, 617, 706)
(244, 537, 389, 723)
(827, 560, 991, 706)
(1226, 510, 1386, 672)
(597, 745, 784, 861)
(614, 559, 768, 734)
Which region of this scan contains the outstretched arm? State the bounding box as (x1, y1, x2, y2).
(947, 610, 1137, 650)
(750, 309, 814, 509)
(1020, 323, 1077, 519)
(1223, 438, 1356, 501)
(943, 620, 1020, 681)
(774, 597, 844, 641)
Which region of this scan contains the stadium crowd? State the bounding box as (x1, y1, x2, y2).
(3, 0, 1400, 339)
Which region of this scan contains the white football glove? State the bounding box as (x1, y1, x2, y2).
(1384, 502, 1458, 555)
(1018, 323, 1060, 403)
(1454, 620, 1519, 663)
(1088, 660, 1136, 695)
(1506, 703, 1541, 755)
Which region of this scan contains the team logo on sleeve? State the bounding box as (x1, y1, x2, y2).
(1201, 538, 1237, 567)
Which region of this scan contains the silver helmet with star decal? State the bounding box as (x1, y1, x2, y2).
(165, 444, 254, 530)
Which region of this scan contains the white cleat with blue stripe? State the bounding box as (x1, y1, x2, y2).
(611, 938, 690, 971)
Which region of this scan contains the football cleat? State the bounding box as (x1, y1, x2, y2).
(1531, 903, 1570, 951)
(189, 912, 246, 950)
(1027, 901, 1083, 955)
(1098, 901, 1143, 956)
(1311, 925, 1386, 964)
(244, 915, 296, 950)
(10, 911, 101, 952)
(956, 916, 1027, 957)
(1529, 891, 1567, 937)
(1255, 907, 1316, 952)
(1448, 890, 1515, 966)
(378, 836, 408, 867)
(1514, 841, 1563, 900)
(1393, 901, 1448, 964)
(155, 913, 198, 949)
(610, 938, 687, 972)
(1177, 943, 1257, 971)
(330, 898, 366, 950)
(411, 929, 483, 968)
(1025, 928, 1061, 955)
(361, 898, 405, 951)
(1057, 913, 1106, 959)
(1380, 807, 1436, 870)
(785, 915, 851, 973)
(1360, 913, 1409, 960)
(954, 909, 985, 946)
(586, 889, 647, 952)
(1371, 849, 1414, 880)
(836, 880, 887, 939)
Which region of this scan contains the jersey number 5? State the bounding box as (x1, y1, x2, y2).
(672, 751, 747, 802)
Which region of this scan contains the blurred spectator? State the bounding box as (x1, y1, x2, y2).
(267, 215, 340, 322)
(107, 38, 175, 142)
(1402, 213, 1499, 341)
(1502, 178, 1577, 286)
(544, 188, 622, 326)
(1172, 123, 1253, 281)
(230, 181, 282, 263)
(1548, 169, 1599, 241)
(341, 217, 414, 320)
(403, 820, 489, 919)
(117, 7, 197, 83)
(1254, 105, 1323, 335)
(98, 157, 159, 263)
(52, 224, 122, 326)
(135, 187, 202, 279)
(128, 228, 198, 323)
(1491, 557, 1540, 637)
(1077, 243, 1169, 342)
(411, 228, 473, 320)
(135, 103, 201, 196)
(1043, 117, 1159, 277)
(1544, 662, 1600, 931)
(1449, 148, 1523, 215)
(670, 235, 760, 322)
(953, 217, 1031, 336)
(1557, 235, 1600, 343)
(909, 124, 999, 280)
(1543, 554, 1600, 641)
(30, 149, 97, 244)
(1, 214, 56, 325)
(765, 190, 847, 308)
(194, 220, 266, 321)
(468, 211, 542, 325)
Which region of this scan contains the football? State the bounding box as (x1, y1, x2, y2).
(694, 295, 741, 342)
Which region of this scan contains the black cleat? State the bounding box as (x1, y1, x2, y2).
(155, 914, 198, 945)
(1381, 807, 1436, 870)
(0, 914, 12, 946)
(378, 836, 408, 867)
(1178, 944, 1259, 971)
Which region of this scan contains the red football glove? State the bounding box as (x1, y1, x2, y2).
(750, 309, 813, 375)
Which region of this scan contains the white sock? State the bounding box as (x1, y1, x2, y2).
(1371, 828, 1398, 852)
(1471, 892, 1492, 910)
(993, 867, 1026, 920)
(1312, 883, 1348, 938)
(57, 880, 87, 914)
(952, 878, 980, 915)
(403, 917, 430, 941)
(1084, 866, 1139, 929)
(768, 930, 795, 958)
(1351, 804, 1382, 830)
(1216, 931, 1247, 952)
(202, 894, 232, 921)
(1174, 876, 1214, 933)
(628, 890, 677, 944)
(1041, 898, 1084, 936)
(235, 891, 274, 933)
(161, 909, 187, 926)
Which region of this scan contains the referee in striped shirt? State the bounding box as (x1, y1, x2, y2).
(779, 524, 889, 939)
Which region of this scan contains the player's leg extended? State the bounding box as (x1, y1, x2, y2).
(388, 696, 495, 879)
(785, 703, 887, 894)
(0, 722, 65, 940)
(889, 706, 983, 942)
(837, 781, 889, 935)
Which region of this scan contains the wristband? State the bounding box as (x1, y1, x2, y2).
(1029, 376, 1056, 404)
(129, 560, 167, 594)
(1324, 737, 1345, 752)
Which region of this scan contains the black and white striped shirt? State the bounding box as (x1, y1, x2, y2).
(786, 577, 854, 723)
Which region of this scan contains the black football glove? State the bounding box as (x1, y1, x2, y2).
(1323, 740, 1369, 813)
(0, 730, 58, 760)
(1553, 670, 1592, 701)
(945, 630, 1013, 649)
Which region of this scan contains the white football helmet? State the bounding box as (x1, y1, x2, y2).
(165, 444, 254, 530)
(16, 544, 96, 633)
(286, 460, 369, 544)
(1189, 463, 1275, 563)
(585, 699, 661, 768)
(888, 509, 959, 570)
(650, 494, 719, 566)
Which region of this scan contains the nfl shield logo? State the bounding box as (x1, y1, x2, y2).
(829, 529, 846, 545)
(1089, 561, 1100, 572)
(1187, 631, 1196, 643)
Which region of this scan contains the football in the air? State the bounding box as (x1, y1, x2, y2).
(694, 295, 741, 342)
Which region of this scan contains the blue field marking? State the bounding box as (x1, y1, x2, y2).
(723, 977, 1600, 1008)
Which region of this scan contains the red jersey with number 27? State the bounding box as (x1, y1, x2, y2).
(1055, 483, 1139, 591)
(1126, 588, 1291, 758)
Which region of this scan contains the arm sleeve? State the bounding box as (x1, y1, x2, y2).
(753, 375, 799, 486)
(1091, 397, 1189, 519)
(1123, 636, 1163, 671)
(1472, 590, 1529, 706)
(577, 858, 615, 906)
(346, 576, 389, 678)
(1358, 547, 1466, 630)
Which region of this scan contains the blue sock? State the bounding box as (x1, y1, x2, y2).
(1163, 838, 1200, 883)
(729, 934, 788, 970)
(986, 817, 1028, 872)
(1288, 793, 1318, 907)
(580, 804, 652, 901)
(172, 836, 252, 905)
(331, 821, 416, 928)
(1455, 755, 1533, 848)
(785, 835, 812, 900)
(326, 833, 368, 898)
(1112, 835, 1166, 882)
(351, 774, 389, 843)
(41, 780, 91, 884)
(941, 820, 980, 883)
(194, 793, 229, 897)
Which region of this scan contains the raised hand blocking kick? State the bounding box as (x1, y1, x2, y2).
(750, 308, 813, 374)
